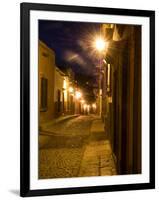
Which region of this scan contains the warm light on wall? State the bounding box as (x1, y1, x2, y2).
(99, 89, 102, 95)
(87, 105, 90, 113)
(63, 79, 67, 90)
(83, 104, 87, 110)
(92, 103, 97, 109)
(80, 99, 85, 104)
(63, 78, 69, 102)
(107, 63, 110, 87)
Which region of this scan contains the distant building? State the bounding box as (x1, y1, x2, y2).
(54, 67, 65, 117)
(53, 67, 76, 116)
(39, 40, 79, 125)
(66, 68, 76, 114)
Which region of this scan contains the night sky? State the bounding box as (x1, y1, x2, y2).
(39, 20, 103, 102)
(39, 20, 101, 76)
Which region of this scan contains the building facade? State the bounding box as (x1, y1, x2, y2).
(39, 40, 78, 125)
(101, 24, 141, 174)
(54, 67, 65, 117)
(39, 41, 56, 124)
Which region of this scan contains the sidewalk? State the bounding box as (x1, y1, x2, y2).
(78, 119, 117, 177)
(90, 119, 105, 134)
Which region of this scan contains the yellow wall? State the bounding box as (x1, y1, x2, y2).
(38, 41, 55, 123)
(39, 40, 76, 122)
(54, 68, 65, 116)
(54, 68, 64, 102)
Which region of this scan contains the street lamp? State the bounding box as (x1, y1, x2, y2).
(94, 37, 108, 117)
(69, 86, 74, 93)
(75, 91, 82, 99)
(95, 37, 106, 52)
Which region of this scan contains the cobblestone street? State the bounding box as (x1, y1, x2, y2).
(39, 115, 116, 179)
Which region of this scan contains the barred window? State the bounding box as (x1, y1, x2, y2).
(57, 90, 61, 112)
(40, 77, 48, 111)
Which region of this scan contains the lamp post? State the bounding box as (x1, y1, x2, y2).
(94, 37, 107, 117)
(95, 38, 106, 52)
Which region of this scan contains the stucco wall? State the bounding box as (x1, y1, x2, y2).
(38, 41, 55, 123)
(54, 68, 65, 116)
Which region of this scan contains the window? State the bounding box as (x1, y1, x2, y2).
(40, 77, 48, 111)
(57, 90, 61, 112)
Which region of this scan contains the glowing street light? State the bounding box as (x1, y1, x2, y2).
(69, 86, 74, 93)
(83, 104, 87, 109)
(80, 99, 85, 104)
(75, 91, 82, 99)
(95, 37, 106, 52)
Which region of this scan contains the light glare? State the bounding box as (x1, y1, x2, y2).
(95, 38, 105, 51)
(75, 91, 82, 99)
(69, 87, 74, 93)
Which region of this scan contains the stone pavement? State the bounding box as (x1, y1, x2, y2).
(39, 116, 117, 179)
(39, 116, 94, 179)
(78, 119, 117, 177)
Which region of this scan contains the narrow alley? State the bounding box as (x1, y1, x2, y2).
(38, 21, 142, 178)
(39, 115, 116, 179)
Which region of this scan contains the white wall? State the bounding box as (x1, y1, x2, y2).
(0, 0, 158, 199)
